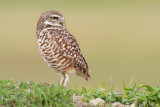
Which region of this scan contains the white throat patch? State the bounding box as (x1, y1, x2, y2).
(44, 20, 65, 29)
(44, 20, 56, 26)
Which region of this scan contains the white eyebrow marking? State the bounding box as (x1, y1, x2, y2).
(44, 20, 62, 27)
(50, 15, 60, 18)
(44, 20, 54, 26)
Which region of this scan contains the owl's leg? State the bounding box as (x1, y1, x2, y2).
(60, 73, 65, 86)
(64, 74, 70, 87)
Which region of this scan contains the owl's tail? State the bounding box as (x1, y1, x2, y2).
(85, 69, 91, 81)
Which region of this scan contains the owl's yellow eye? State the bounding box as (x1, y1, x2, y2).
(51, 17, 58, 20)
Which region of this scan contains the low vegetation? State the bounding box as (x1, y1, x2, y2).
(0, 79, 160, 107)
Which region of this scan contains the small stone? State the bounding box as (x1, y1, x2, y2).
(72, 94, 88, 107)
(90, 98, 105, 106)
(130, 103, 135, 107)
(111, 102, 135, 107)
(111, 102, 121, 107)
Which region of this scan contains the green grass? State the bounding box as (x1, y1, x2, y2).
(0, 80, 74, 107)
(0, 79, 160, 107)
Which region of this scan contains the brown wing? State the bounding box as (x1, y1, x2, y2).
(51, 29, 90, 78)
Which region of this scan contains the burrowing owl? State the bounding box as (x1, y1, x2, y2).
(36, 10, 91, 86)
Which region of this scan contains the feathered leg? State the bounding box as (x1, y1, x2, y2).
(64, 74, 70, 87)
(60, 73, 65, 86)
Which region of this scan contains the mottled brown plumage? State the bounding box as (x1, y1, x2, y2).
(36, 10, 90, 86)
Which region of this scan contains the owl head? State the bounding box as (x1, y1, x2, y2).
(37, 10, 65, 31)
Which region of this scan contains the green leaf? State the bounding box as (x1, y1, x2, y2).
(113, 91, 122, 97)
(138, 85, 154, 92)
(107, 94, 116, 102)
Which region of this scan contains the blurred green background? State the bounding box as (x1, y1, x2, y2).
(0, 0, 160, 89)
